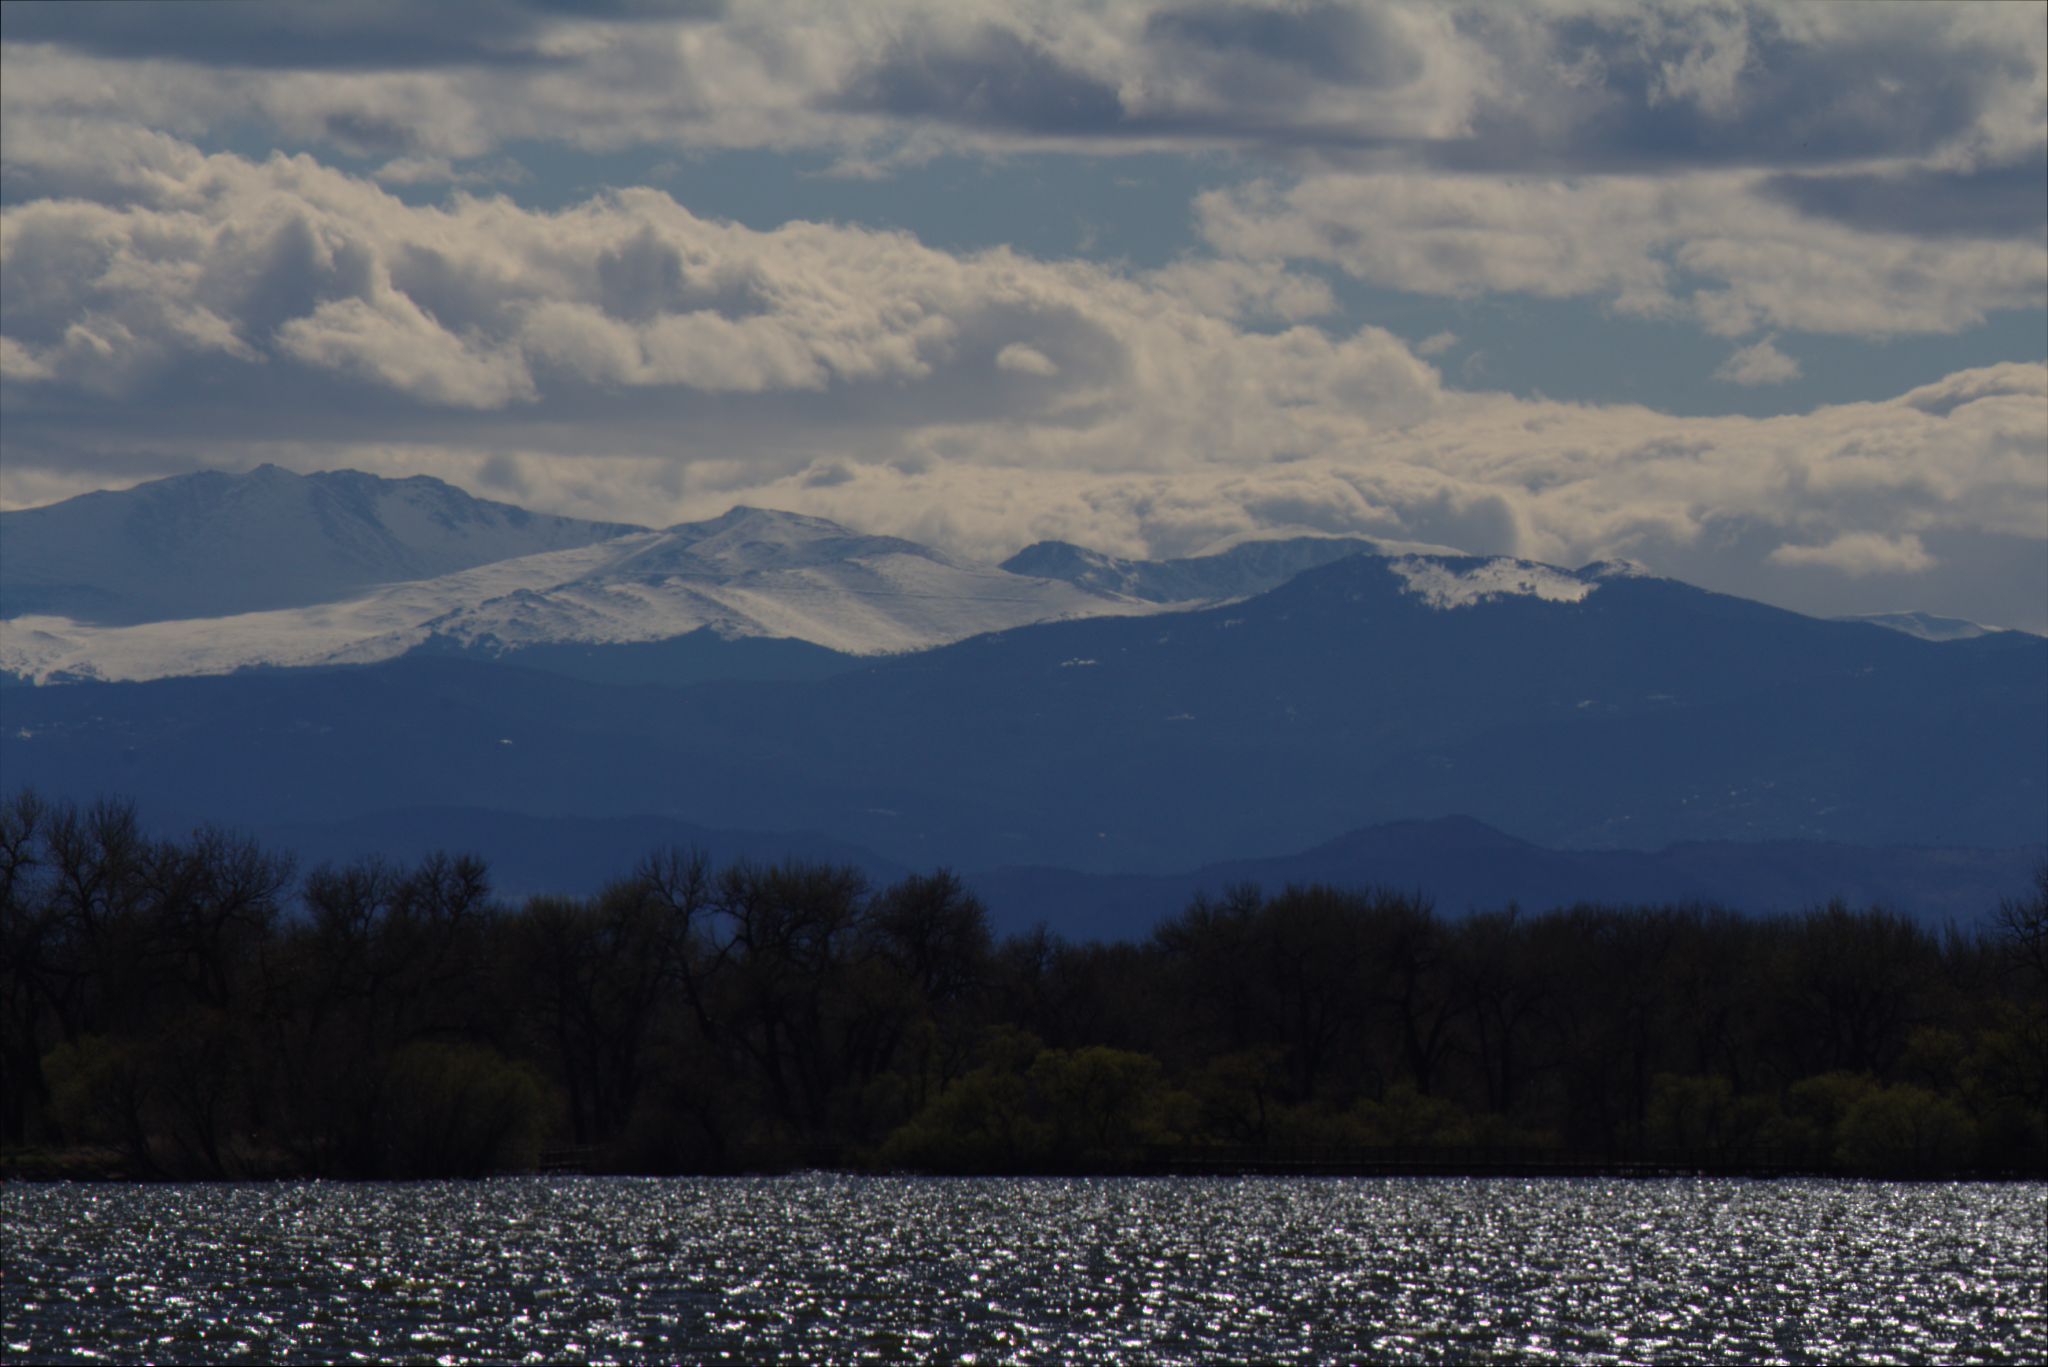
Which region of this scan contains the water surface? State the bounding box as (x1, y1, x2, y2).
(6, 1176, 2043, 1363)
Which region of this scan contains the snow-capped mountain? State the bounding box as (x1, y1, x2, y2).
(999, 534, 1383, 603)
(0, 465, 644, 625)
(1, 465, 2026, 690)
(0, 479, 1164, 683)
(2, 466, 1632, 686)
(419, 507, 1156, 660)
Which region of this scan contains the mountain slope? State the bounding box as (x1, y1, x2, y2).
(0, 465, 644, 625)
(1000, 534, 1384, 603)
(421, 507, 1154, 659)
(1840, 611, 1996, 642)
(0, 503, 1161, 683)
(6, 554, 2040, 874)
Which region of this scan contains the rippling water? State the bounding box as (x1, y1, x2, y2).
(5, 1176, 2043, 1363)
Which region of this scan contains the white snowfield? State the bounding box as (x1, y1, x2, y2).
(0, 509, 1160, 684)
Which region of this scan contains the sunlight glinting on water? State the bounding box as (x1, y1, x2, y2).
(6, 1176, 2044, 1364)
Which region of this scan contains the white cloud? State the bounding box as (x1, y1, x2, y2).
(1714, 335, 1801, 386)
(2, 1, 2040, 174)
(1767, 532, 1938, 577)
(995, 342, 1059, 376)
(374, 156, 463, 187)
(372, 155, 529, 188)
(1416, 330, 1458, 357)
(1197, 170, 2046, 338)
(0, 136, 1446, 470)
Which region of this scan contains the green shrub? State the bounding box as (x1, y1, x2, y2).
(1835, 1083, 1977, 1176)
(378, 1041, 552, 1177)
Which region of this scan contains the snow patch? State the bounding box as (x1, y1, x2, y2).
(1840, 611, 1997, 642)
(1390, 557, 1598, 610)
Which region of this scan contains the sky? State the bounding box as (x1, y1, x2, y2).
(1, 0, 2044, 629)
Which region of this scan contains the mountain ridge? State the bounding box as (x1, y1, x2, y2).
(6, 551, 2040, 871)
(206, 804, 2048, 937)
(0, 464, 648, 626)
(5, 466, 1778, 686)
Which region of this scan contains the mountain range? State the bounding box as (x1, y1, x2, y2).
(0, 465, 1395, 685)
(2, 465, 2041, 930)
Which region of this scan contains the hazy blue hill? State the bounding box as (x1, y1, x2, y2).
(250, 807, 908, 903)
(966, 817, 2042, 940)
(181, 801, 2048, 938)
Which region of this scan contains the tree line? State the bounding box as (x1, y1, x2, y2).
(3, 790, 2042, 1180)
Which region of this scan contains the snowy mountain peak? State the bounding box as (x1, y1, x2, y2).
(688, 505, 850, 536)
(12, 466, 2014, 691)
(625, 506, 940, 579)
(0, 466, 646, 625)
(1000, 541, 1144, 595)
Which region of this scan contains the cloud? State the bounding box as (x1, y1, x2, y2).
(6, 133, 2039, 624)
(1767, 532, 1938, 577)
(1452, 2, 2045, 173)
(372, 155, 530, 188)
(1759, 161, 2048, 242)
(1196, 170, 2046, 337)
(1415, 330, 1458, 357)
(1139, 258, 1335, 324)
(1, 148, 1170, 409)
(5, 1, 2039, 175)
(4, 2, 2036, 370)
(0, 0, 715, 73)
(827, 22, 1128, 135)
(1714, 335, 1800, 386)
(994, 342, 1059, 376)
(0, 135, 1442, 460)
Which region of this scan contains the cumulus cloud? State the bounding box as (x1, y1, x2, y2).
(3, 1, 2040, 173)
(6, 3, 2038, 357)
(994, 343, 1059, 376)
(1196, 171, 2046, 338)
(0, 0, 712, 73)
(0, 147, 1201, 411)
(372, 155, 529, 188)
(1714, 335, 1800, 387)
(1767, 532, 1938, 577)
(1415, 331, 1458, 357)
(0, 137, 1442, 470)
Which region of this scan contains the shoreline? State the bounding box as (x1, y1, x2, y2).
(8, 1144, 2038, 1185)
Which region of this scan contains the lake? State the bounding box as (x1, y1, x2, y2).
(5, 1175, 2043, 1363)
